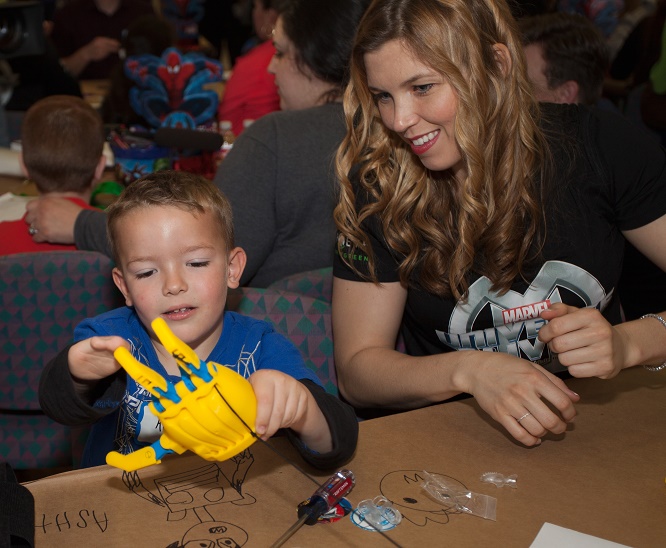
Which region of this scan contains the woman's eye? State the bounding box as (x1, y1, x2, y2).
(414, 84, 434, 95)
(273, 50, 284, 59)
(188, 261, 210, 268)
(372, 92, 391, 104)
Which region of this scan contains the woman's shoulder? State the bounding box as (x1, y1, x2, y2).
(539, 102, 656, 147)
(252, 102, 343, 127)
(241, 103, 346, 147)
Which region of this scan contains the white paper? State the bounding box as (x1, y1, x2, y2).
(0, 146, 22, 175)
(0, 192, 33, 221)
(531, 523, 631, 548)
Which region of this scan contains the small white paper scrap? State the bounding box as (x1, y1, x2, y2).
(530, 523, 631, 548)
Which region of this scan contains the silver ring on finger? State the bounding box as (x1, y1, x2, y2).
(516, 412, 532, 423)
(28, 225, 38, 236)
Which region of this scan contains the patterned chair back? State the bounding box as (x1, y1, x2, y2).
(266, 267, 333, 303)
(0, 251, 124, 470)
(227, 287, 338, 396)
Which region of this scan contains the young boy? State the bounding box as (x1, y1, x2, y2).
(39, 171, 358, 469)
(0, 95, 106, 255)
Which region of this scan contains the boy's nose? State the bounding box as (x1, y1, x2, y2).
(163, 271, 187, 295)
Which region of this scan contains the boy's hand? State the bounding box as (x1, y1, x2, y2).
(68, 336, 129, 382)
(249, 370, 333, 453)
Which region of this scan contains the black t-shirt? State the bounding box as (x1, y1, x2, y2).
(334, 103, 666, 373)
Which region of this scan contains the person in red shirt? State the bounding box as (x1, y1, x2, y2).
(217, 0, 287, 136)
(0, 96, 105, 255)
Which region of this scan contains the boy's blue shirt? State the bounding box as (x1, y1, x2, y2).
(73, 307, 321, 467)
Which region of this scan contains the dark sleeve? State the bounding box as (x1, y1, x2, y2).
(285, 380, 358, 470)
(74, 209, 112, 257)
(39, 344, 126, 427)
(589, 107, 666, 230)
(332, 171, 402, 284)
(213, 116, 278, 285)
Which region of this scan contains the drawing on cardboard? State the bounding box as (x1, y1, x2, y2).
(379, 470, 466, 526)
(122, 449, 256, 522)
(164, 520, 248, 548)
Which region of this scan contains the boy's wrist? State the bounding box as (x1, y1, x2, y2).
(288, 390, 333, 453)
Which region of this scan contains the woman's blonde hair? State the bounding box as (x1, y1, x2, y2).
(334, 0, 549, 300)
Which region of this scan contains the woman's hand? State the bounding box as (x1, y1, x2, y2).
(463, 353, 579, 446)
(24, 196, 82, 244)
(538, 303, 629, 379)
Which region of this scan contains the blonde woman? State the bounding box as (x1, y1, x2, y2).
(333, 0, 666, 446)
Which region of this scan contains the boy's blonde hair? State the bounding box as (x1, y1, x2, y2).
(106, 171, 235, 264)
(21, 95, 104, 194)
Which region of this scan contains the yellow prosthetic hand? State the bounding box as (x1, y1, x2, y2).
(106, 317, 258, 472)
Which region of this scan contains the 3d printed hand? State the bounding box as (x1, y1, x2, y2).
(106, 317, 258, 472)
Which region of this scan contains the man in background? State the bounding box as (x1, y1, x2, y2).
(50, 0, 153, 80)
(521, 11, 610, 105)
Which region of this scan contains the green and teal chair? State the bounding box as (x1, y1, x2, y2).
(0, 251, 124, 470)
(227, 287, 338, 396)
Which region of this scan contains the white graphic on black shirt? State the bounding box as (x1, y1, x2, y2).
(436, 261, 613, 369)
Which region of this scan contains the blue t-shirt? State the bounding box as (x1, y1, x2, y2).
(74, 307, 321, 467)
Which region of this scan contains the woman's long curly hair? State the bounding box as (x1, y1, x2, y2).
(334, 0, 549, 300)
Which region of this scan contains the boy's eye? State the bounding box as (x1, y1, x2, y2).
(188, 260, 210, 268)
(135, 270, 155, 279)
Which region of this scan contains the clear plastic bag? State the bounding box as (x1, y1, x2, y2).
(421, 470, 497, 521)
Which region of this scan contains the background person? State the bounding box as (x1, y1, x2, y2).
(217, 0, 288, 136)
(519, 11, 666, 320)
(25, 0, 371, 289)
(0, 95, 104, 255)
(520, 12, 610, 105)
(332, 0, 666, 445)
(50, 0, 154, 80)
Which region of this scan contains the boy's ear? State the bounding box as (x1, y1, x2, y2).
(227, 247, 247, 289)
(18, 152, 28, 179)
(112, 267, 133, 307)
(94, 154, 107, 182)
(492, 43, 512, 77)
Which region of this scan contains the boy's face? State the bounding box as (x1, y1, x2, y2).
(112, 205, 245, 361)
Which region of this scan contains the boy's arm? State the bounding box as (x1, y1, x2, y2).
(39, 344, 126, 427)
(284, 380, 359, 470)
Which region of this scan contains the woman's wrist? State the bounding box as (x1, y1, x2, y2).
(617, 313, 666, 371)
(638, 314, 666, 371)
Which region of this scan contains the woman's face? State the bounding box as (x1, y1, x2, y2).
(267, 17, 335, 111)
(364, 39, 465, 178)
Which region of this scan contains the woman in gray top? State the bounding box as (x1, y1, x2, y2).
(216, 0, 369, 286)
(25, 0, 369, 288)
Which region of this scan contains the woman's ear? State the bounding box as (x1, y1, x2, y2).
(227, 247, 247, 289)
(492, 43, 512, 77)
